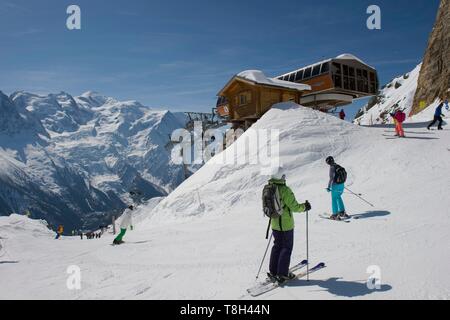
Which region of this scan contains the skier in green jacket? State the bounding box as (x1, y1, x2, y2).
(268, 175, 311, 284)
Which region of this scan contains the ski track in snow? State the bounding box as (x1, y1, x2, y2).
(1, 104, 449, 300)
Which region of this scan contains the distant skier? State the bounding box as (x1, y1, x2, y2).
(391, 109, 406, 137)
(113, 205, 134, 245)
(326, 156, 349, 220)
(427, 102, 446, 130)
(339, 109, 346, 120)
(265, 174, 311, 284)
(55, 225, 64, 240)
(79, 231, 83, 240)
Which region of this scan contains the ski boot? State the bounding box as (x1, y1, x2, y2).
(329, 215, 340, 221)
(112, 239, 124, 245)
(338, 211, 350, 219)
(267, 272, 278, 283)
(277, 272, 296, 285)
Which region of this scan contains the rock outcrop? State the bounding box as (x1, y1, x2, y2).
(411, 0, 450, 115)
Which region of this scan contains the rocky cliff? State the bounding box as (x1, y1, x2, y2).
(411, 0, 450, 115)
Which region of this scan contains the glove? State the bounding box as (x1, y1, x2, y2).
(326, 188, 331, 193)
(304, 201, 311, 211)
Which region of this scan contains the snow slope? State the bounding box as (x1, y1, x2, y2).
(354, 64, 422, 125)
(1, 104, 449, 300)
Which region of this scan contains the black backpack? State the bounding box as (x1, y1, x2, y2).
(262, 184, 283, 219)
(334, 165, 347, 184)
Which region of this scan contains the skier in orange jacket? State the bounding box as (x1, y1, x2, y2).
(55, 225, 64, 239)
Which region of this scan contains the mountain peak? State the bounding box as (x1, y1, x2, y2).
(81, 90, 101, 97)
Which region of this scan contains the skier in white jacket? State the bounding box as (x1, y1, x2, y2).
(113, 205, 134, 245)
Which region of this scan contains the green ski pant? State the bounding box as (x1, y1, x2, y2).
(115, 228, 127, 242)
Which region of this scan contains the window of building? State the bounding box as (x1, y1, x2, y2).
(332, 63, 342, 88)
(240, 95, 246, 105)
(357, 79, 364, 92)
(343, 65, 349, 76)
(332, 62, 342, 74)
(288, 73, 296, 82)
(295, 69, 304, 81)
(238, 91, 252, 106)
(216, 96, 228, 107)
(334, 75, 342, 88)
(349, 78, 356, 91)
(343, 76, 349, 90)
(304, 67, 312, 79)
(363, 81, 369, 93)
(320, 62, 330, 74)
(312, 64, 321, 77)
(349, 67, 355, 77)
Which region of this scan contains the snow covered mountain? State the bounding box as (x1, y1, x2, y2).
(353, 64, 422, 125)
(1, 103, 448, 299)
(0, 90, 188, 231)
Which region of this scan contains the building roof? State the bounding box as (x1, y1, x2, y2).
(277, 53, 374, 78)
(218, 70, 311, 96)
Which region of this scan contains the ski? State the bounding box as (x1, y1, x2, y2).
(247, 262, 326, 297)
(319, 213, 351, 223)
(111, 240, 151, 246)
(289, 259, 308, 273)
(247, 259, 307, 296)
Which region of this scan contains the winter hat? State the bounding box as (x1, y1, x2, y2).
(326, 156, 335, 165)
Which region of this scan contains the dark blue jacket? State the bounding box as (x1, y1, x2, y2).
(435, 104, 443, 117)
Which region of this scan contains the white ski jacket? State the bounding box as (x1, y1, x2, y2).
(120, 209, 133, 229)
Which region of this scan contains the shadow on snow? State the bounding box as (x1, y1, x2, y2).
(364, 121, 446, 129)
(287, 277, 392, 298)
(352, 210, 391, 220)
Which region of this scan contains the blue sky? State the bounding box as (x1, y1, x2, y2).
(0, 0, 440, 118)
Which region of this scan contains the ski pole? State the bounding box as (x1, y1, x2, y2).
(306, 210, 309, 281)
(327, 188, 363, 197)
(255, 233, 273, 280)
(344, 192, 362, 196)
(345, 187, 375, 207)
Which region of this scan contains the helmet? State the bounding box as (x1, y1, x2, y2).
(268, 164, 286, 181)
(271, 173, 286, 181)
(325, 156, 335, 165)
